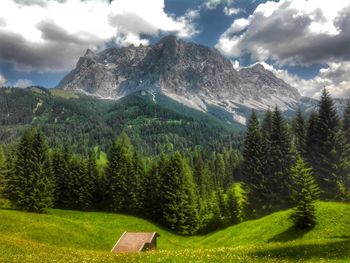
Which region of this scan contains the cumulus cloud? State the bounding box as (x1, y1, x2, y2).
(216, 0, 350, 66)
(255, 61, 350, 99)
(0, 74, 7, 86)
(13, 78, 32, 88)
(0, 0, 199, 72)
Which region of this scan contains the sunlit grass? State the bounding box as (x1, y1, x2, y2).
(0, 201, 349, 262)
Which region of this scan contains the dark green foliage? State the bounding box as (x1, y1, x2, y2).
(306, 111, 319, 167)
(343, 101, 350, 144)
(5, 129, 54, 213)
(266, 106, 292, 209)
(242, 111, 268, 216)
(311, 89, 340, 198)
(0, 146, 6, 197)
(141, 157, 162, 219)
(104, 133, 134, 212)
(290, 156, 320, 229)
(292, 109, 307, 157)
(51, 147, 70, 207)
(160, 152, 200, 235)
(0, 88, 242, 156)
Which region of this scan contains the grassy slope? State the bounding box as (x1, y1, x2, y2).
(0, 202, 349, 262)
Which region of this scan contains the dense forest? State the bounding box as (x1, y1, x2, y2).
(0, 89, 349, 235)
(0, 87, 243, 156)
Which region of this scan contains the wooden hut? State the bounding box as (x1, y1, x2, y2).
(111, 231, 160, 253)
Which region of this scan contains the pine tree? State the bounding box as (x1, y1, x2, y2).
(306, 111, 319, 167)
(51, 148, 69, 207)
(227, 183, 247, 224)
(105, 133, 134, 212)
(313, 89, 340, 198)
(290, 156, 320, 229)
(267, 106, 292, 209)
(0, 146, 7, 197)
(160, 152, 200, 235)
(242, 111, 268, 216)
(292, 109, 307, 157)
(6, 129, 54, 213)
(332, 130, 350, 200)
(343, 101, 350, 144)
(142, 157, 162, 219)
(86, 149, 99, 208)
(262, 109, 273, 137)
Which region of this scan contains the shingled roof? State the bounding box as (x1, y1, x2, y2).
(111, 232, 159, 253)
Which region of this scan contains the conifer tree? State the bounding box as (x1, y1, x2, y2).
(306, 111, 319, 167)
(312, 89, 340, 198)
(105, 133, 134, 212)
(262, 109, 273, 136)
(290, 156, 320, 229)
(6, 129, 54, 213)
(242, 111, 268, 216)
(292, 109, 307, 157)
(142, 157, 162, 219)
(51, 148, 69, 207)
(227, 183, 247, 224)
(160, 152, 199, 235)
(343, 101, 350, 144)
(0, 146, 7, 197)
(125, 151, 144, 212)
(267, 106, 292, 209)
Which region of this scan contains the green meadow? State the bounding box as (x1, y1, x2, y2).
(0, 201, 349, 262)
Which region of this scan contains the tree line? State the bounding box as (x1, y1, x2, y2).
(0, 89, 348, 233)
(243, 89, 350, 228)
(0, 130, 243, 235)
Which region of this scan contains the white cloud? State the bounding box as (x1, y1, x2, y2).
(216, 0, 350, 66)
(0, 0, 199, 72)
(223, 7, 241, 16)
(0, 74, 7, 86)
(254, 61, 350, 99)
(203, 0, 234, 10)
(13, 78, 32, 88)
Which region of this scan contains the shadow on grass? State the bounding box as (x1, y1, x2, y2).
(251, 239, 350, 260)
(268, 226, 310, 242)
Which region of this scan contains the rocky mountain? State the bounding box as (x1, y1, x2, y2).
(57, 35, 301, 125)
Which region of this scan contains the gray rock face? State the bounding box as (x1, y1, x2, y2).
(57, 35, 301, 112)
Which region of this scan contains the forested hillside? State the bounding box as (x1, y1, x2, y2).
(0, 87, 243, 155)
(0, 88, 349, 235)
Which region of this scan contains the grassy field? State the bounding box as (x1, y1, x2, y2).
(0, 201, 349, 262)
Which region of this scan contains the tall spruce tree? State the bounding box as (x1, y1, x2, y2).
(290, 156, 320, 229)
(6, 129, 54, 213)
(105, 133, 134, 212)
(306, 111, 319, 167)
(51, 147, 69, 207)
(313, 89, 340, 198)
(160, 152, 200, 235)
(142, 157, 162, 219)
(267, 106, 292, 209)
(0, 146, 6, 197)
(292, 109, 307, 157)
(242, 111, 268, 216)
(343, 101, 350, 144)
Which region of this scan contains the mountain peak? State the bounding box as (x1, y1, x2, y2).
(57, 36, 301, 113)
(84, 48, 96, 58)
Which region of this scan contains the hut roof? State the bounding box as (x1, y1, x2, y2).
(111, 231, 159, 253)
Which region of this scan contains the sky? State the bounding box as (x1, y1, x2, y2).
(0, 0, 350, 98)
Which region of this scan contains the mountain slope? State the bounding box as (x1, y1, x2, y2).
(0, 87, 242, 154)
(0, 201, 349, 262)
(57, 35, 302, 123)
